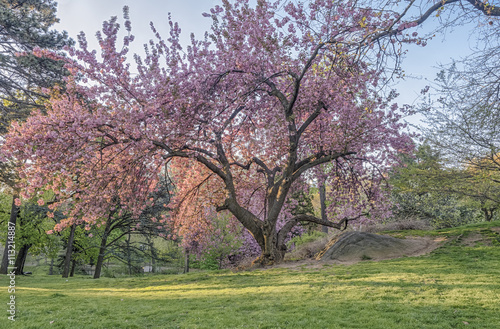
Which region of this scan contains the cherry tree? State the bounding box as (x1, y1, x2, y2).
(5, 0, 438, 265)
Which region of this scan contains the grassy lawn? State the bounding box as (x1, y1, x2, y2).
(2, 221, 500, 329)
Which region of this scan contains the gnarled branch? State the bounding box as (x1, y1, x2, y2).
(277, 213, 367, 246)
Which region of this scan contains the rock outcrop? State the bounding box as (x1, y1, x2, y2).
(317, 231, 439, 263)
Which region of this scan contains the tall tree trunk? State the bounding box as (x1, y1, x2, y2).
(150, 238, 157, 273)
(126, 231, 132, 275)
(13, 243, 31, 275)
(0, 194, 19, 274)
(319, 182, 328, 234)
(151, 250, 156, 274)
(49, 258, 54, 275)
(62, 224, 76, 278)
(70, 259, 76, 277)
(184, 248, 189, 273)
(93, 219, 112, 279)
(145, 235, 156, 273)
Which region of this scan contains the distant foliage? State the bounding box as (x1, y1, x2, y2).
(390, 143, 485, 229)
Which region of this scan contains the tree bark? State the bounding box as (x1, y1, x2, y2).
(184, 248, 189, 273)
(93, 218, 112, 279)
(319, 182, 328, 234)
(146, 235, 156, 273)
(49, 258, 54, 275)
(482, 207, 496, 222)
(62, 224, 76, 278)
(151, 246, 156, 274)
(70, 259, 76, 277)
(253, 224, 286, 266)
(0, 194, 19, 274)
(253, 242, 286, 266)
(13, 243, 31, 275)
(126, 231, 132, 275)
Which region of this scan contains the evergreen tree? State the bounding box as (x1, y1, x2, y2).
(0, 0, 72, 132)
(0, 0, 71, 274)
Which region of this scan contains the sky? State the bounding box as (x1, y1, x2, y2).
(54, 0, 478, 126)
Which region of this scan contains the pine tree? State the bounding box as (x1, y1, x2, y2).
(0, 0, 71, 274)
(0, 0, 72, 133)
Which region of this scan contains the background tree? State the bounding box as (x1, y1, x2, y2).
(423, 63, 500, 171)
(0, 0, 71, 131)
(389, 143, 483, 228)
(419, 23, 500, 224)
(0, 197, 63, 275)
(445, 158, 500, 222)
(54, 224, 96, 277)
(0, 0, 71, 274)
(90, 175, 172, 278)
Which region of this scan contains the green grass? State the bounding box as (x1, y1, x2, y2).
(2, 221, 500, 328)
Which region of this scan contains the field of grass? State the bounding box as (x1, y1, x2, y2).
(2, 221, 500, 328)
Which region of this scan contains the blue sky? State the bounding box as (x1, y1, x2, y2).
(54, 0, 475, 122)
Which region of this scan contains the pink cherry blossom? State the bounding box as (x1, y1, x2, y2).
(3, 0, 416, 265)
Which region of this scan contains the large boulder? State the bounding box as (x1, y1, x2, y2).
(316, 231, 438, 263)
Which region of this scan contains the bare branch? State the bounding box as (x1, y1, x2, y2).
(277, 213, 367, 246)
(292, 151, 356, 182)
(153, 140, 228, 181)
(297, 101, 326, 138)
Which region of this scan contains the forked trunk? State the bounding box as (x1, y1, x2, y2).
(482, 208, 495, 222)
(14, 243, 31, 275)
(252, 227, 286, 266)
(62, 224, 76, 278)
(226, 194, 291, 266)
(254, 244, 286, 266)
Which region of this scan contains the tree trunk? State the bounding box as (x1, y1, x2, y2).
(151, 250, 156, 274)
(184, 248, 189, 273)
(62, 224, 76, 278)
(253, 225, 286, 266)
(49, 258, 54, 275)
(0, 194, 19, 274)
(70, 259, 76, 277)
(13, 243, 31, 275)
(253, 242, 286, 266)
(482, 208, 496, 222)
(126, 231, 132, 276)
(319, 182, 328, 234)
(93, 219, 112, 279)
(146, 235, 156, 273)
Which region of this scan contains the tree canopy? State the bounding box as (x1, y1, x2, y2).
(4, 0, 500, 265)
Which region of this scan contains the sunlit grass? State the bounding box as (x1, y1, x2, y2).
(2, 221, 500, 328)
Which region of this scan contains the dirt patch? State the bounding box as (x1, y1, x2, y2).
(490, 227, 500, 234)
(459, 227, 500, 246)
(461, 232, 487, 247)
